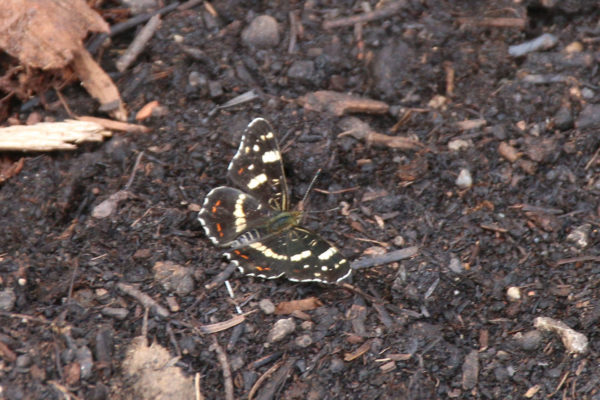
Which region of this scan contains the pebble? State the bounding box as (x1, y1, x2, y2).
(76, 346, 94, 379)
(329, 357, 345, 373)
(371, 40, 414, 97)
(514, 330, 542, 351)
(153, 261, 195, 296)
(294, 334, 313, 348)
(461, 350, 479, 390)
(241, 15, 280, 49)
(16, 354, 32, 369)
(448, 139, 472, 151)
(508, 33, 558, 57)
(208, 80, 223, 98)
(0, 288, 16, 311)
(553, 106, 573, 130)
(455, 168, 473, 189)
(258, 299, 275, 314)
(506, 286, 521, 301)
(267, 318, 296, 342)
(566, 223, 590, 248)
(287, 60, 315, 82)
(575, 104, 600, 129)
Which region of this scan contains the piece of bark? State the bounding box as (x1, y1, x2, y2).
(298, 90, 389, 116)
(0, 120, 111, 151)
(71, 48, 127, 121)
(338, 117, 421, 150)
(77, 116, 150, 133)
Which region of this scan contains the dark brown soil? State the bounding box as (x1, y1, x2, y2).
(1, 1, 599, 399)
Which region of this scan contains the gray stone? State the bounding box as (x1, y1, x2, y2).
(241, 15, 280, 49)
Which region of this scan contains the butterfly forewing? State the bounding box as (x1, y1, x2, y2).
(227, 118, 289, 211)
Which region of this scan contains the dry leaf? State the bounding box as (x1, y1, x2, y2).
(0, 0, 109, 69)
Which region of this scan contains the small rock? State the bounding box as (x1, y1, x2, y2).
(508, 33, 558, 57)
(153, 261, 195, 296)
(16, 354, 32, 368)
(448, 139, 472, 151)
(189, 71, 207, 88)
(295, 334, 313, 348)
(455, 168, 473, 189)
(448, 255, 464, 274)
(0, 288, 16, 311)
(267, 318, 296, 342)
(241, 15, 280, 49)
(287, 60, 315, 81)
(76, 346, 94, 379)
(514, 330, 542, 351)
(329, 357, 345, 373)
(259, 299, 275, 314)
(101, 307, 129, 320)
(575, 104, 600, 129)
(208, 80, 223, 98)
(566, 223, 591, 248)
(461, 350, 479, 390)
(506, 286, 521, 301)
(553, 106, 573, 130)
(371, 40, 414, 97)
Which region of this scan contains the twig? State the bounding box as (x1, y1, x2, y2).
(117, 282, 170, 318)
(585, 144, 600, 170)
(77, 116, 150, 133)
(204, 262, 238, 290)
(116, 15, 162, 72)
(125, 151, 144, 190)
(211, 337, 234, 400)
(253, 358, 296, 400)
(87, 2, 180, 53)
(248, 359, 284, 400)
(194, 372, 205, 400)
(322, 1, 407, 29)
(350, 246, 419, 270)
(288, 11, 299, 54)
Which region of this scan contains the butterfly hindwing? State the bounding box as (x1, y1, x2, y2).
(225, 227, 350, 283)
(227, 118, 289, 211)
(198, 186, 273, 246)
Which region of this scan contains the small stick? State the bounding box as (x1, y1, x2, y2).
(211, 337, 234, 400)
(87, 2, 180, 53)
(125, 151, 144, 190)
(194, 372, 205, 400)
(322, 1, 407, 29)
(224, 280, 243, 314)
(117, 282, 170, 318)
(204, 262, 238, 289)
(350, 246, 419, 270)
(116, 15, 162, 72)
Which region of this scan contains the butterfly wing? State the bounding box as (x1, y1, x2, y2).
(225, 226, 351, 284)
(198, 186, 273, 247)
(227, 118, 289, 211)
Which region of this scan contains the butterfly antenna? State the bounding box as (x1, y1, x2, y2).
(299, 168, 322, 211)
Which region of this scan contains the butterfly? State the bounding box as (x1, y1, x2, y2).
(198, 118, 351, 283)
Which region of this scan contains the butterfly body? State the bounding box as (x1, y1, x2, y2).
(198, 118, 351, 283)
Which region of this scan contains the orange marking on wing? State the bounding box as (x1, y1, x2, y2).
(212, 199, 222, 214)
(216, 223, 224, 237)
(238, 167, 244, 175)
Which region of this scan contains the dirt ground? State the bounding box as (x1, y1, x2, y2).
(1, 1, 599, 399)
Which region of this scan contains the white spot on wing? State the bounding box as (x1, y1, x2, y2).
(233, 194, 247, 232)
(290, 250, 312, 262)
(318, 247, 337, 260)
(253, 144, 260, 152)
(262, 150, 281, 163)
(247, 173, 267, 189)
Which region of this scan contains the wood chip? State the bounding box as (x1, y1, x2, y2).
(0, 120, 111, 151)
(498, 141, 520, 162)
(338, 117, 421, 150)
(274, 297, 323, 314)
(298, 91, 389, 116)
